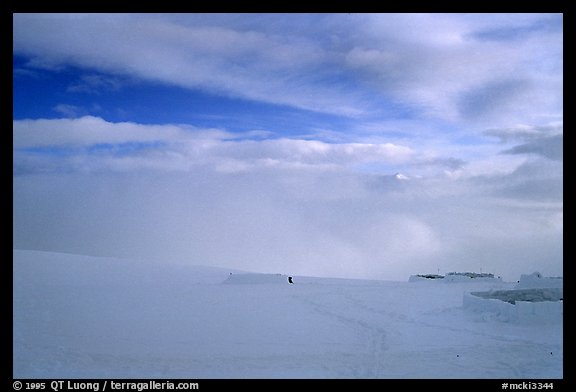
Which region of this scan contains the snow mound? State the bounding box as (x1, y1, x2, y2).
(515, 272, 563, 289)
(223, 273, 293, 284)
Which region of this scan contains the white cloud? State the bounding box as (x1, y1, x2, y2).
(13, 119, 562, 281)
(13, 13, 562, 128)
(345, 13, 562, 127)
(13, 116, 199, 148)
(485, 123, 563, 142)
(12, 14, 363, 117)
(67, 74, 125, 94)
(13, 117, 416, 175)
(12, 122, 562, 282)
(211, 139, 414, 169)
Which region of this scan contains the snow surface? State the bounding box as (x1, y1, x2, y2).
(13, 250, 563, 379)
(223, 273, 292, 284)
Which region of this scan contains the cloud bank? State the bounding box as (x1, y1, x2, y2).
(13, 116, 562, 281)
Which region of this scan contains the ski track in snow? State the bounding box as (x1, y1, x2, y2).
(294, 290, 389, 378)
(290, 284, 562, 379)
(13, 250, 563, 379)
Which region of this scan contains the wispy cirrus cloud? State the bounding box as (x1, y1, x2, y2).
(485, 123, 563, 142)
(53, 104, 83, 118)
(67, 74, 125, 94)
(13, 13, 563, 129)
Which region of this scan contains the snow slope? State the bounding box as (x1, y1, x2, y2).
(13, 250, 563, 379)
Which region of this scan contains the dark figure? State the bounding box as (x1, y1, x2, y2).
(288, 276, 294, 284)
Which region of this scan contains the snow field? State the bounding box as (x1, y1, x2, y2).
(13, 250, 563, 379)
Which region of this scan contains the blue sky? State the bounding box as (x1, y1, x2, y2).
(13, 13, 563, 280)
(13, 54, 355, 136)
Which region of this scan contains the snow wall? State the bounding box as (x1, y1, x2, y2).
(408, 275, 502, 283)
(516, 272, 563, 289)
(444, 275, 502, 283)
(463, 291, 563, 323)
(223, 273, 292, 284)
